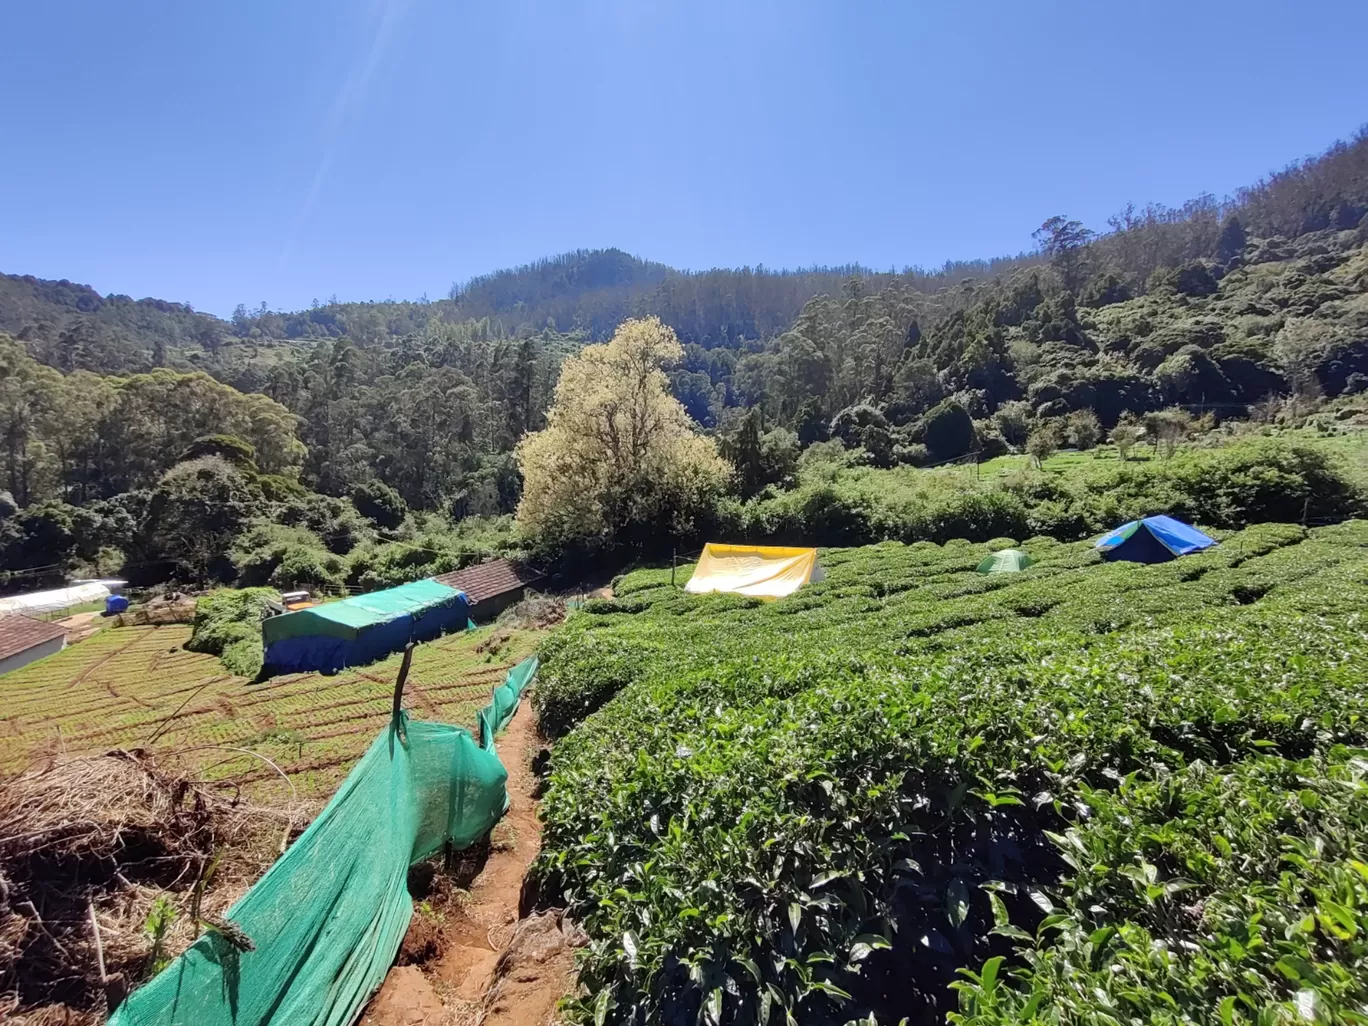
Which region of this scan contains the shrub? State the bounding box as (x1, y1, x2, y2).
(274, 493, 372, 555)
(729, 438, 1363, 550)
(269, 545, 346, 592)
(232, 522, 334, 587)
(1110, 414, 1143, 459)
(992, 401, 1032, 448)
(185, 587, 279, 677)
(893, 441, 930, 467)
(351, 479, 408, 530)
(972, 422, 1009, 459)
(1156, 438, 1362, 525)
(1025, 423, 1060, 467)
(921, 400, 976, 462)
(1065, 408, 1102, 450)
(344, 516, 519, 589)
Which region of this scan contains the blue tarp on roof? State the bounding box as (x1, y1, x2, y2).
(1095, 515, 1217, 564)
(262, 581, 469, 677)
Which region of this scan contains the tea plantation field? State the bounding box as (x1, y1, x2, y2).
(532, 521, 1368, 1025)
(0, 622, 536, 797)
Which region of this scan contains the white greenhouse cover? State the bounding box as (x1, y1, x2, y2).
(0, 582, 111, 616)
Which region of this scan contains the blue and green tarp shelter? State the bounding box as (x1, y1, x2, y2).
(1095, 515, 1216, 564)
(262, 579, 469, 675)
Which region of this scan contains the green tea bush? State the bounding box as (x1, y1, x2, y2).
(533, 520, 1368, 1025)
(725, 440, 1363, 549)
(185, 587, 279, 677)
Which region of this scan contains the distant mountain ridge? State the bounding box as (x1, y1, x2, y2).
(3, 124, 1365, 378)
(0, 247, 1032, 374)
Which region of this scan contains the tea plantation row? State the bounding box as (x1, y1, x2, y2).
(531, 522, 1368, 1025)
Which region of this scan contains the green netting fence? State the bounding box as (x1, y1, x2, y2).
(108, 655, 539, 1026)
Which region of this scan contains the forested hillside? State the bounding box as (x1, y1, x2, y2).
(0, 273, 229, 371)
(2, 128, 1366, 591)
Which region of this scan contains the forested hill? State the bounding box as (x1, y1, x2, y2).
(1, 249, 1034, 376)
(5, 128, 1366, 386)
(440, 250, 1034, 344)
(0, 273, 231, 372)
(2, 126, 1365, 506)
(2, 128, 1367, 596)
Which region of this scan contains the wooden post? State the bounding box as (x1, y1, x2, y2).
(392, 643, 414, 744)
(89, 902, 107, 982)
(671, 548, 677, 588)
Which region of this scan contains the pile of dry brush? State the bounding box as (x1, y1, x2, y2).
(496, 593, 568, 631)
(110, 595, 197, 628)
(0, 750, 278, 1025)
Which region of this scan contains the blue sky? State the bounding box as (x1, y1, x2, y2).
(3, 0, 1365, 318)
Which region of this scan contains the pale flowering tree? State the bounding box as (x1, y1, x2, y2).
(515, 317, 730, 550)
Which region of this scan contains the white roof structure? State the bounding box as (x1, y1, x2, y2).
(0, 582, 111, 616)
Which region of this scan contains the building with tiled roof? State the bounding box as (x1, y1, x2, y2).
(432, 558, 544, 622)
(0, 614, 68, 676)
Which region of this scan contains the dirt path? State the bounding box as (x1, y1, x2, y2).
(362, 697, 581, 1026)
(58, 609, 104, 644)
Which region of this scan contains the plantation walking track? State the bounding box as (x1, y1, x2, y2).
(362, 697, 577, 1026)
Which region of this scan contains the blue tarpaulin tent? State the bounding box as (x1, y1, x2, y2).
(262, 579, 469, 676)
(1095, 515, 1216, 564)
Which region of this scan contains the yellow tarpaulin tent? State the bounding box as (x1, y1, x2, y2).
(684, 544, 823, 599)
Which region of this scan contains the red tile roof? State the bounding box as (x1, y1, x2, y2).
(0, 614, 68, 662)
(433, 559, 543, 604)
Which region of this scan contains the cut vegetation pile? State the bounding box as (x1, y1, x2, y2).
(111, 595, 198, 627)
(0, 751, 272, 1024)
(532, 521, 1368, 1025)
(497, 592, 569, 631)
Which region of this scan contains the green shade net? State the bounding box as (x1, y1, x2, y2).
(109, 655, 539, 1026)
(976, 548, 1035, 575)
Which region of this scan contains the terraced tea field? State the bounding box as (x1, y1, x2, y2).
(533, 520, 1368, 1026)
(0, 622, 537, 797)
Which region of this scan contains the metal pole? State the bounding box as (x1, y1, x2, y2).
(671, 548, 677, 588)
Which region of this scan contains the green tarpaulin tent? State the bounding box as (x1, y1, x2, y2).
(977, 548, 1034, 574)
(262, 579, 470, 675)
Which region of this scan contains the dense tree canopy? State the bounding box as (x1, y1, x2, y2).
(1, 126, 1366, 588)
(0, 337, 303, 506)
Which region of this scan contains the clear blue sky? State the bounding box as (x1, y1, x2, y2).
(3, 1, 1365, 318)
